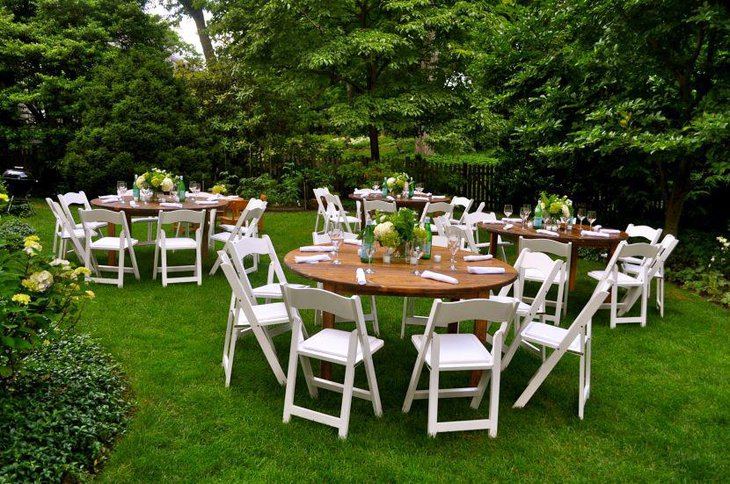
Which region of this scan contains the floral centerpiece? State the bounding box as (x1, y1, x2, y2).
(539, 192, 573, 230)
(385, 172, 411, 197)
(135, 168, 180, 200)
(372, 208, 428, 262)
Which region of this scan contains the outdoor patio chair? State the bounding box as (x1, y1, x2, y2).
(621, 234, 678, 317)
(45, 197, 89, 263)
(312, 187, 331, 234)
(153, 209, 205, 287)
(419, 201, 454, 227)
(363, 199, 397, 224)
(208, 202, 265, 275)
(449, 196, 474, 224)
(79, 208, 140, 288)
(619, 223, 662, 266)
(282, 284, 384, 439)
(322, 192, 360, 234)
(402, 298, 517, 437)
(518, 236, 572, 325)
(459, 210, 511, 261)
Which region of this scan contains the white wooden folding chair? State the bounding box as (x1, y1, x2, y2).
(493, 253, 564, 370)
(363, 199, 397, 224)
(218, 198, 267, 235)
(449, 196, 474, 224)
(80, 209, 140, 288)
(518, 237, 572, 325)
(619, 223, 662, 266)
(621, 234, 678, 317)
(281, 284, 384, 439)
(322, 193, 360, 234)
(588, 241, 659, 327)
(209, 204, 265, 275)
(219, 251, 292, 387)
(311, 232, 379, 335)
(45, 198, 89, 263)
(313, 187, 331, 234)
(420, 201, 454, 226)
(402, 298, 518, 437)
(152, 209, 205, 286)
(513, 281, 610, 419)
(459, 211, 511, 261)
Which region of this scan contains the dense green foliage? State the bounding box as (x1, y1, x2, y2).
(0, 331, 131, 482)
(0, 216, 36, 252)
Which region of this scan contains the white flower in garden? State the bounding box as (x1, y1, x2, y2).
(161, 177, 174, 192)
(136, 175, 147, 188)
(387, 177, 396, 188)
(50, 258, 71, 268)
(374, 221, 394, 238)
(22, 270, 54, 293)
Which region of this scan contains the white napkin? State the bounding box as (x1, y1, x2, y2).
(421, 270, 458, 285)
(353, 189, 374, 196)
(356, 268, 367, 285)
(343, 239, 362, 246)
(467, 266, 506, 275)
(504, 224, 514, 230)
(294, 254, 331, 263)
(194, 200, 218, 205)
(299, 245, 335, 252)
(464, 254, 493, 261)
(385, 196, 395, 201)
(593, 225, 602, 231)
(581, 230, 609, 238)
(207, 194, 222, 200)
(411, 196, 429, 201)
(129, 201, 138, 208)
(503, 217, 522, 223)
(600, 228, 621, 234)
(160, 202, 183, 208)
(225, 195, 240, 200)
(482, 220, 505, 224)
(431, 195, 447, 200)
(99, 194, 118, 200)
(535, 229, 560, 237)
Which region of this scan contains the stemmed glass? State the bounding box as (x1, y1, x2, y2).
(577, 208, 586, 228)
(372, 182, 380, 193)
(446, 230, 461, 271)
(365, 244, 376, 274)
(415, 183, 424, 194)
(411, 245, 424, 275)
(140, 187, 152, 203)
(116, 181, 127, 201)
(189, 181, 200, 197)
(521, 204, 531, 225)
(503, 204, 513, 220)
(329, 226, 344, 265)
(587, 210, 597, 230)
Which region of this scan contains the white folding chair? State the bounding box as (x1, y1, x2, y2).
(313, 187, 331, 234)
(458, 211, 511, 261)
(80, 209, 140, 288)
(219, 251, 291, 387)
(311, 232, 379, 335)
(218, 198, 267, 235)
(518, 237, 572, 325)
(282, 284, 384, 439)
(209, 203, 265, 275)
(622, 234, 678, 317)
(402, 298, 517, 437)
(587, 241, 659, 327)
(619, 224, 662, 266)
(323, 193, 360, 234)
(420, 201, 454, 226)
(45, 198, 89, 263)
(363, 199, 397, 224)
(513, 281, 610, 419)
(152, 210, 205, 286)
(449, 196, 474, 224)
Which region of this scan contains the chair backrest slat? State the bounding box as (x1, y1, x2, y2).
(363, 200, 397, 223)
(158, 209, 205, 226)
(283, 285, 359, 323)
(625, 224, 662, 244)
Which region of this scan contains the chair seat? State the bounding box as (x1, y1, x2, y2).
(60, 228, 94, 239)
(488, 296, 531, 316)
(328, 214, 360, 225)
(220, 224, 237, 232)
(587, 270, 642, 286)
(300, 328, 384, 364)
(411, 333, 494, 370)
(521, 321, 583, 354)
(619, 256, 644, 265)
(90, 236, 138, 250)
(211, 231, 236, 243)
(252, 283, 308, 299)
(161, 237, 198, 250)
(84, 220, 108, 231)
(132, 216, 158, 224)
(234, 302, 290, 328)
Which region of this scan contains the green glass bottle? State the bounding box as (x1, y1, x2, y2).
(421, 222, 432, 259)
(177, 176, 186, 202)
(408, 178, 414, 198)
(360, 222, 375, 263)
(132, 174, 140, 201)
(533, 200, 543, 229)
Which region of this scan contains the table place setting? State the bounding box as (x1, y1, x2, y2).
(504, 223, 514, 230)
(159, 202, 183, 208)
(411, 196, 430, 201)
(420, 270, 459, 285)
(581, 229, 610, 238)
(463, 254, 493, 261)
(98, 194, 120, 203)
(467, 266, 506, 275)
(343, 239, 362, 246)
(599, 228, 621, 234)
(299, 245, 336, 252)
(294, 254, 332, 264)
(194, 200, 219, 205)
(502, 217, 523, 223)
(355, 268, 367, 285)
(535, 229, 560, 237)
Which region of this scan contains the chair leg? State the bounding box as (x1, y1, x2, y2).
(658, 277, 665, 317)
(209, 254, 222, 276)
(402, 354, 426, 413)
(117, 248, 125, 288)
(196, 245, 202, 285)
(129, 246, 140, 280)
(161, 247, 168, 287)
(251, 325, 286, 385)
(224, 331, 239, 387)
(400, 298, 409, 339)
(152, 243, 160, 280)
(488, 365, 501, 437)
(640, 283, 648, 327)
(338, 359, 356, 440)
(610, 284, 618, 329)
(362, 351, 382, 417)
(470, 369, 491, 409)
(369, 296, 380, 336)
(427, 361, 440, 437)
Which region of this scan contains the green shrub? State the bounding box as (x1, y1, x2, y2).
(0, 331, 131, 482)
(667, 230, 730, 307)
(0, 217, 37, 252)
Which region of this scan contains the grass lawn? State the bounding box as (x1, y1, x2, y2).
(25, 202, 729, 481)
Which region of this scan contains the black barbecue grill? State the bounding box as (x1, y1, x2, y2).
(2, 166, 37, 214)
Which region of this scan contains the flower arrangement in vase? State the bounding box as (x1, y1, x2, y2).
(372, 208, 428, 262)
(135, 168, 180, 201)
(385, 173, 411, 198)
(539, 192, 573, 230)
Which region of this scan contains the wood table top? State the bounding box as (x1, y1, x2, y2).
(480, 222, 628, 248)
(284, 244, 517, 297)
(90, 195, 230, 215)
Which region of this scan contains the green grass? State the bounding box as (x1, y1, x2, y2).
(24, 202, 730, 481)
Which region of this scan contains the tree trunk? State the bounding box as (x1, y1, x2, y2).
(186, 6, 216, 64)
(369, 125, 380, 161)
(663, 191, 685, 236)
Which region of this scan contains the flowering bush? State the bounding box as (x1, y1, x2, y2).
(668, 230, 730, 307)
(539, 192, 573, 218)
(0, 182, 8, 211)
(211, 184, 227, 195)
(0, 236, 95, 380)
(372, 208, 428, 249)
(0, 217, 37, 252)
(135, 168, 180, 193)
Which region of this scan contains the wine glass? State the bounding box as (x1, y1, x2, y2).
(503, 204, 513, 220)
(189, 181, 200, 197)
(587, 210, 597, 230)
(411, 245, 424, 275)
(116, 181, 127, 201)
(415, 182, 424, 194)
(577, 208, 586, 228)
(521, 204, 531, 225)
(365, 244, 376, 274)
(140, 187, 152, 203)
(372, 182, 380, 193)
(329, 226, 343, 265)
(446, 229, 461, 271)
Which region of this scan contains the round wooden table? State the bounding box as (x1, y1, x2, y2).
(90, 195, 230, 261)
(285, 243, 517, 380)
(480, 222, 628, 290)
(348, 193, 452, 227)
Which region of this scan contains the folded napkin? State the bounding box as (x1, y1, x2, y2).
(294, 254, 331, 264)
(581, 230, 609, 238)
(600, 228, 621, 234)
(129, 201, 138, 208)
(353, 189, 374, 196)
(464, 254, 493, 261)
(503, 217, 522, 223)
(194, 200, 218, 205)
(482, 219, 505, 224)
(343, 239, 362, 246)
(467, 266, 506, 275)
(535, 229, 560, 237)
(421, 270, 458, 285)
(299, 245, 335, 252)
(225, 195, 240, 200)
(356, 268, 367, 285)
(207, 194, 222, 200)
(159, 202, 183, 208)
(431, 195, 447, 200)
(504, 224, 514, 230)
(99, 194, 119, 199)
(385, 196, 395, 201)
(411, 196, 430, 201)
(593, 225, 602, 231)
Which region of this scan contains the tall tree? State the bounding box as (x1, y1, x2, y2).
(211, 0, 486, 161)
(161, 0, 216, 63)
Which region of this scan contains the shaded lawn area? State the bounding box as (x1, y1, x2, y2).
(26, 203, 730, 481)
